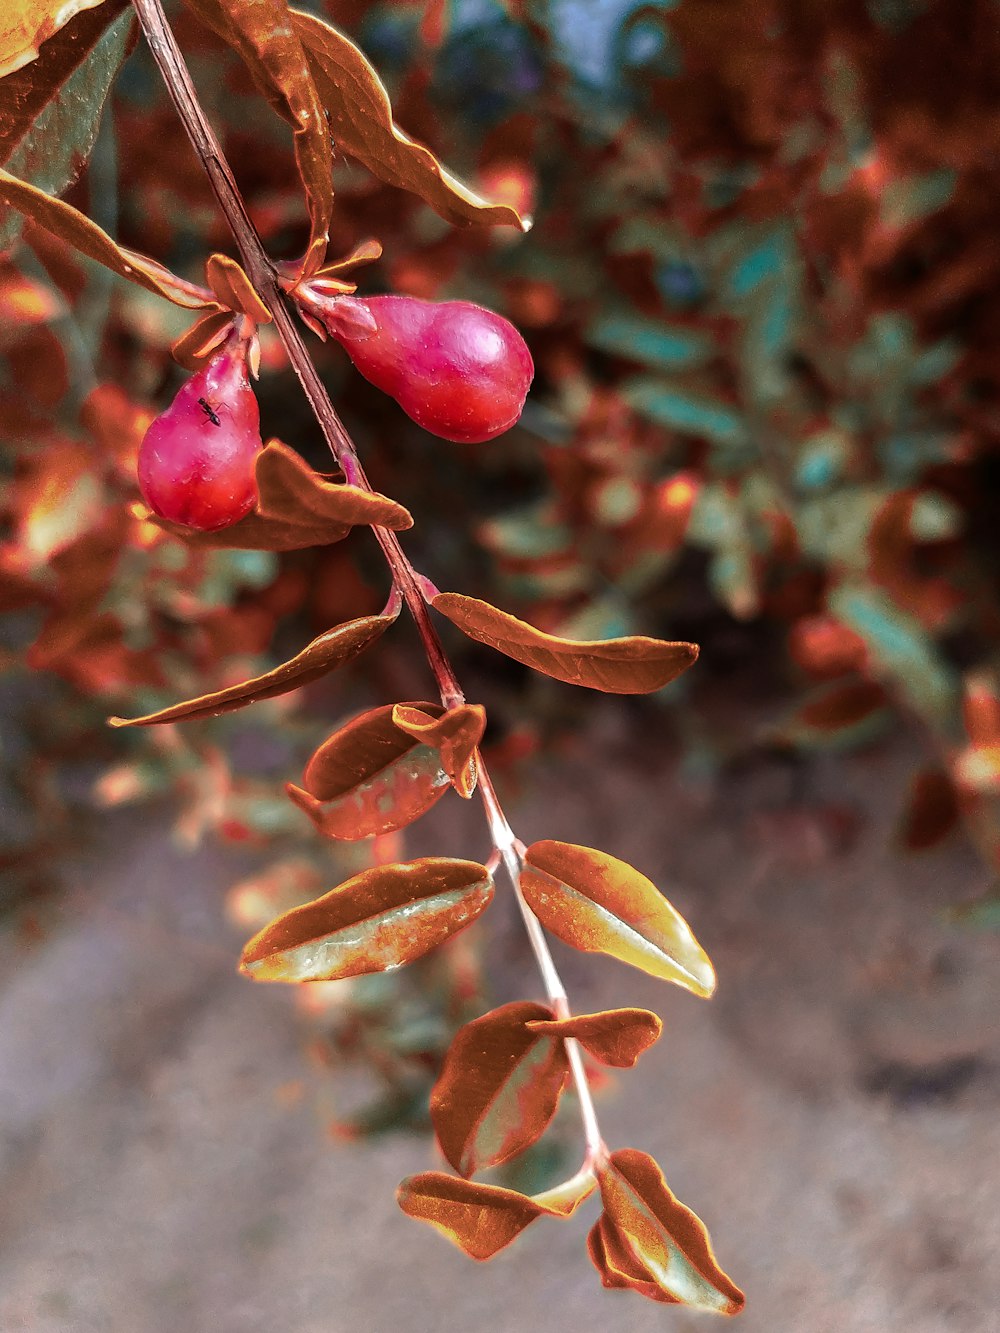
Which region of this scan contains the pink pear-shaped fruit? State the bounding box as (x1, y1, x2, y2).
(138, 347, 262, 531)
(323, 295, 533, 444)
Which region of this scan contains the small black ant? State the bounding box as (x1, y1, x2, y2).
(198, 396, 223, 427)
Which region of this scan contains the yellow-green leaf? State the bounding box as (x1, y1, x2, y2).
(520, 840, 716, 996)
(0, 3, 131, 251)
(0, 0, 108, 78)
(397, 1174, 547, 1261)
(391, 701, 485, 798)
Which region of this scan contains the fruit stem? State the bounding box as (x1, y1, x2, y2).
(132, 0, 603, 1163)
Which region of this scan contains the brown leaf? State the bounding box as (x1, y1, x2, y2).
(431, 1001, 570, 1177)
(290, 701, 450, 840)
(521, 841, 716, 997)
(291, 8, 528, 232)
(204, 253, 270, 323)
(594, 1149, 745, 1315)
(240, 856, 493, 982)
(392, 702, 485, 798)
(183, 0, 332, 270)
(107, 610, 397, 727)
(432, 593, 698, 694)
(526, 1008, 662, 1068)
(396, 1174, 548, 1262)
(0, 167, 218, 308)
(898, 768, 960, 851)
(0, 0, 111, 78)
(797, 678, 888, 732)
(153, 440, 412, 550)
(0, 1, 128, 159)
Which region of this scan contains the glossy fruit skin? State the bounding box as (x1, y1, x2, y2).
(328, 295, 534, 444)
(138, 349, 262, 531)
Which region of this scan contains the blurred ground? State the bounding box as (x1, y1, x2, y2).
(1, 708, 998, 1333)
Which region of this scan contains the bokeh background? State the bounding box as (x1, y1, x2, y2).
(2, 1, 999, 1328)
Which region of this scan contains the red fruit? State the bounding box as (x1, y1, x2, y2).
(138, 348, 262, 530)
(324, 295, 533, 443)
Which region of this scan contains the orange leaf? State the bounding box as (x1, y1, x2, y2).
(392, 702, 485, 798)
(0, 0, 111, 77)
(204, 253, 271, 323)
(0, 1, 129, 159)
(431, 1001, 570, 1177)
(183, 0, 332, 271)
(521, 840, 715, 996)
(171, 309, 237, 371)
(594, 1150, 745, 1314)
(16, 441, 104, 562)
(290, 701, 451, 839)
(153, 440, 412, 550)
(107, 609, 397, 727)
(526, 1008, 662, 1068)
(314, 236, 382, 280)
(240, 856, 493, 982)
(292, 9, 529, 232)
(432, 592, 698, 694)
(0, 167, 218, 309)
(963, 674, 1000, 747)
(396, 1174, 548, 1261)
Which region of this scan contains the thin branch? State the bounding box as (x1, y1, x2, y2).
(131, 0, 603, 1162)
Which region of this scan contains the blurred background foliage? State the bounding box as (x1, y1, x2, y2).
(4, 0, 1000, 1130)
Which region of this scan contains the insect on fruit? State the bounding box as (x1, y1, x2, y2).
(138, 344, 263, 531)
(198, 396, 222, 427)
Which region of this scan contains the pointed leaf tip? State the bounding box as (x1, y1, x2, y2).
(432, 592, 698, 694)
(291, 9, 527, 231)
(108, 611, 397, 727)
(521, 841, 716, 996)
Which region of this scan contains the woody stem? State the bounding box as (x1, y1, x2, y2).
(132, 0, 604, 1163)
